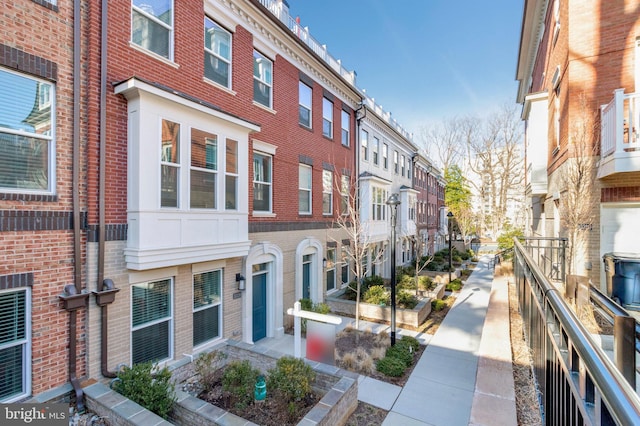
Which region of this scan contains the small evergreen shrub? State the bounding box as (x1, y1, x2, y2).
(363, 275, 384, 288)
(222, 360, 261, 409)
(418, 276, 434, 291)
(446, 279, 463, 292)
(267, 356, 315, 402)
(386, 342, 413, 367)
(397, 290, 418, 309)
(113, 362, 176, 419)
(364, 285, 389, 306)
(376, 355, 406, 377)
(398, 335, 420, 352)
(397, 273, 416, 290)
(431, 299, 446, 312)
(194, 350, 227, 392)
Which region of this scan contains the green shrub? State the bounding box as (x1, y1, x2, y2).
(267, 356, 315, 403)
(299, 298, 313, 311)
(363, 275, 384, 288)
(460, 269, 472, 279)
(397, 290, 418, 309)
(376, 355, 406, 377)
(418, 276, 434, 291)
(364, 285, 389, 305)
(385, 344, 413, 368)
(194, 350, 227, 392)
(446, 279, 463, 292)
(222, 360, 261, 409)
(431, 299, 446, 312)
(113, 362, 176, 419)
(398, 335, 421, 353)
(397, 273, 416, 290)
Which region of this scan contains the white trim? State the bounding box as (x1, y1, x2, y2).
(243, 242, 285, 343)
(295, 238, 324, 303)
(253, 139, 278, 155)
(129, 267, 179, 284)
(192, 259, 226, 274)
(114, 78, 260, 132)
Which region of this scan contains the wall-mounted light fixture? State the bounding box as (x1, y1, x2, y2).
(236, 273, 246, 291)
(323, 258, 327, 268)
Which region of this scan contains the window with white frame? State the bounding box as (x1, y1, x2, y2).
(131, 279, 172, 364)
(340, 175, 349, 215)
(341, 110, 350, 146)
(0, 288, 30, 402)
(204, 17, 231, 87)
(322, 98, 333, 138)
(299, 82, 312, 127)
(372, 187, 387, 221)
(253, 50, 272, 108)
(253, 152, 272, 212)
(162, 119, 180, 208)
(361, 130, 368, 161)
(394, 151, 399, 174)
(225, 139, 238, 210)
(401, 154, 406, 177)
(0, 69, 54, 194)
(131, 0, 173, 59)
(190, 128, 216, 209)
(299, 164, 312, 214)
(322, 169, 333, 215)
(326, 248, 336, 292)
(193, 270, 222, 346)
(372, 137, 379, 166)
(407, 159, 412, 180)
(382, 143, 388, 169)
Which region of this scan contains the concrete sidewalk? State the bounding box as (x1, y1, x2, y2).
(251, 254, 517, 425)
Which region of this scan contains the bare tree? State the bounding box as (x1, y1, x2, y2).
(418, 116, 472, 170)
(330, 175, 385, 331)
(465, 103, 524, 238)
(412, 232, 434, 296)
(558, 94, 599, 276)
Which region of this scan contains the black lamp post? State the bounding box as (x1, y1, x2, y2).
(447, 211, 454, 284)
(386, 193, 401, 346)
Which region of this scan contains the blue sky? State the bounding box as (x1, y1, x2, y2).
(288, 0, 524, 136)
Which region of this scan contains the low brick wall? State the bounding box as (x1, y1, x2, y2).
(326, 294, 432, 328)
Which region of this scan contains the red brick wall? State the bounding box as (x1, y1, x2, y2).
(96, 1, 356, 225)
(0, 0, 84, 396)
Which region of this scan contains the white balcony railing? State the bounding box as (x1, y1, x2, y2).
(599, 89, 640, 178)
(258, 0, 356, 85)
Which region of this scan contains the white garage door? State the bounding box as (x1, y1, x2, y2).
(601, 203, 640, 255)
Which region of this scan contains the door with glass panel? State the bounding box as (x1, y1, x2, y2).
(252, 263, 268, 342)
(302, 254, 312, 300)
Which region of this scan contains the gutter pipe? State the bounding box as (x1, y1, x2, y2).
(70, 0, 84, 411)
(97, 0, 118, 379)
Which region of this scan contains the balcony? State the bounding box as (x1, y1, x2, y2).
(599, 89, 640, 178)
(522, 92, 548, 196)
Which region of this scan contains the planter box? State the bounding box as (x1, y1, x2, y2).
(326, 293, 432, 328)
(85, 342, 358, 426)
(171, 342, 358, 426)
(419, 283, 446, 301)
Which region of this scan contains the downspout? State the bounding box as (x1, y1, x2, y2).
(354, 99, 365, 212)
(96, 0, 119, 379)
(71, 0, 85, 411)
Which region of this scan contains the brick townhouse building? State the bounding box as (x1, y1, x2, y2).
(517, 0, 640, 286)
(0, 0, 86, 403)
(0, 0, 445, 403)
(414, 151, 446, 255)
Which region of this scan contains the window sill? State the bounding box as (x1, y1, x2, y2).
(129, 42, 179, 69)
(299, 123, 313, 132)
(322, 134, 333, 141)
(252, 212, 276, 218)
(202, 77, 236, 96)
(253, 101, 276, 114)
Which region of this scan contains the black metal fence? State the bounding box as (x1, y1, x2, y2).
(513, 238, 640, 425)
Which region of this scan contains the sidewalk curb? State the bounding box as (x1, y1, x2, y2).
(469, 274, 517, 426)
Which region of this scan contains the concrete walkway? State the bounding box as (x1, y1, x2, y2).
(252, 255, 517, 425)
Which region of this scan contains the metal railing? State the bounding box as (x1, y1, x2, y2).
(514, 238, 640, 425)
(520, 236, 567, 282)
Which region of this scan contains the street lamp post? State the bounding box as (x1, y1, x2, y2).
(447, 211, 454, 284)
(386, 193, 401, 346)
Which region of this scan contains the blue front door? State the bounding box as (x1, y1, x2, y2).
(252, 265, 267, 342)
